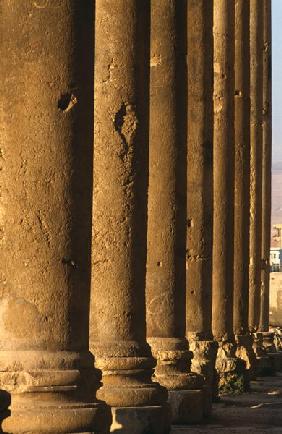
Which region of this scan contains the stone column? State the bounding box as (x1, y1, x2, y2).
(186, 0, 218, 398)
(233, 0, 256, 380)
(249, 0, 264, 335)
(90, 2, 168, 433)
(146, 0, 205, 424)
(0, 1, 110, 433)
(249, 0, 270, 367)
(212, 0, 246, 394)
(260, 0, 275, 353)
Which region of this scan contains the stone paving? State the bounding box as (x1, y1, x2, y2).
(171, 374, 282, 433)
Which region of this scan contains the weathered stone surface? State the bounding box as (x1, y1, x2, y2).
(260, 0, 272, 335)
(186, 0, 216, 410)
(235, 334, 257, 380)
(212, 0, 235, 343)
(233, 0, 251, 336)
(186, 0, 213, 342)
(188, 338, 218, 400)
(90, 1, 167, 431)
(111, 406, 170, 434)
(215, 342, 247, 394)
(212, 0, 246, 396)
(146, 1, 204, 425)
(249, 0, 264, 333)
(0, 1, 109, 432)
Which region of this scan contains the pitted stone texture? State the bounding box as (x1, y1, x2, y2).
(249, 0, 264, 333)
(233, 0, 251, 342)
(149, 338, 204, 393)
(260, 0, 272, 336)
(188, 338, 218, 403)
(212, 0, 235, 344)
(110, 406, 170, 434)
(235, 334, 257, 380)
(93, 344, 167, 408)
(1, 402, 110, 434)
(186, 0, 213, 342)
(215, 342, 247, 394)
(1, 1, 109, 432)
(91, 4, 167, 429)
(189, 339, 218, 389)
(0, 351, 112, 433)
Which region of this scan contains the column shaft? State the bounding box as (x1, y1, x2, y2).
(0, 1, 109, 432)
(186, 0, 217, 396)
(91, 1, 167, 431)
(249, 0, 264, 332)
(260, 0, 272, 334)
(233, 0, 251, 337)
(233, 0, 256, 377)
(187, 0, 213, 341)
(147, 0, 185, 343)
(212, 0, 246, 393)
(146, 0, 204, 424)
(212, 0, 235, 343)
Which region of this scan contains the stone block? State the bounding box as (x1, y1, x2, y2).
(110, 405, 170, 434)
(168, 389, 204, 424)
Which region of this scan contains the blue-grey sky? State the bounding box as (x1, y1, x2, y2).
(272, 0, 282, 161)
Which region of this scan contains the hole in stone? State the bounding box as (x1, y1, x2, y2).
(187, 219, 194, 228)
(235, 89, 242, 96)
(62, 257, 77, 268)
(157, 261, 162, 267)
(58, 93, 77, 112)
(114, 102, 126, 132)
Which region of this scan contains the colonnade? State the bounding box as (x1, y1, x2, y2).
(0, 1, 273, 433)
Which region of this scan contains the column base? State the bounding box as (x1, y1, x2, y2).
(110, 405, 170, 434)
(1, 400, 110, 434)
(0, 350, 111, 433)
(188, 338, 218, 404)
(253, 332, 267, 357)
(253, 333, 275, 376)
(261, 332, 276, 353)
(215, 341, 247, 395)
(235, 334, 257, 380)
(148, 337, 205, 423)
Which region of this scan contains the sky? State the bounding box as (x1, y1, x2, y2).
(272, 0, 282, 162)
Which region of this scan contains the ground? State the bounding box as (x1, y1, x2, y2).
(171, 374, 282, 433)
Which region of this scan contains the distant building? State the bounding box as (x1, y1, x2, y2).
(270, 272, 282, 326)
(270, 247, 282, 271)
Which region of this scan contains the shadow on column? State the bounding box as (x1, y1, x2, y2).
(0, 390, 11, 433)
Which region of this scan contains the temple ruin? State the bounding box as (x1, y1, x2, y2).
(0, 0, 280, 433)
